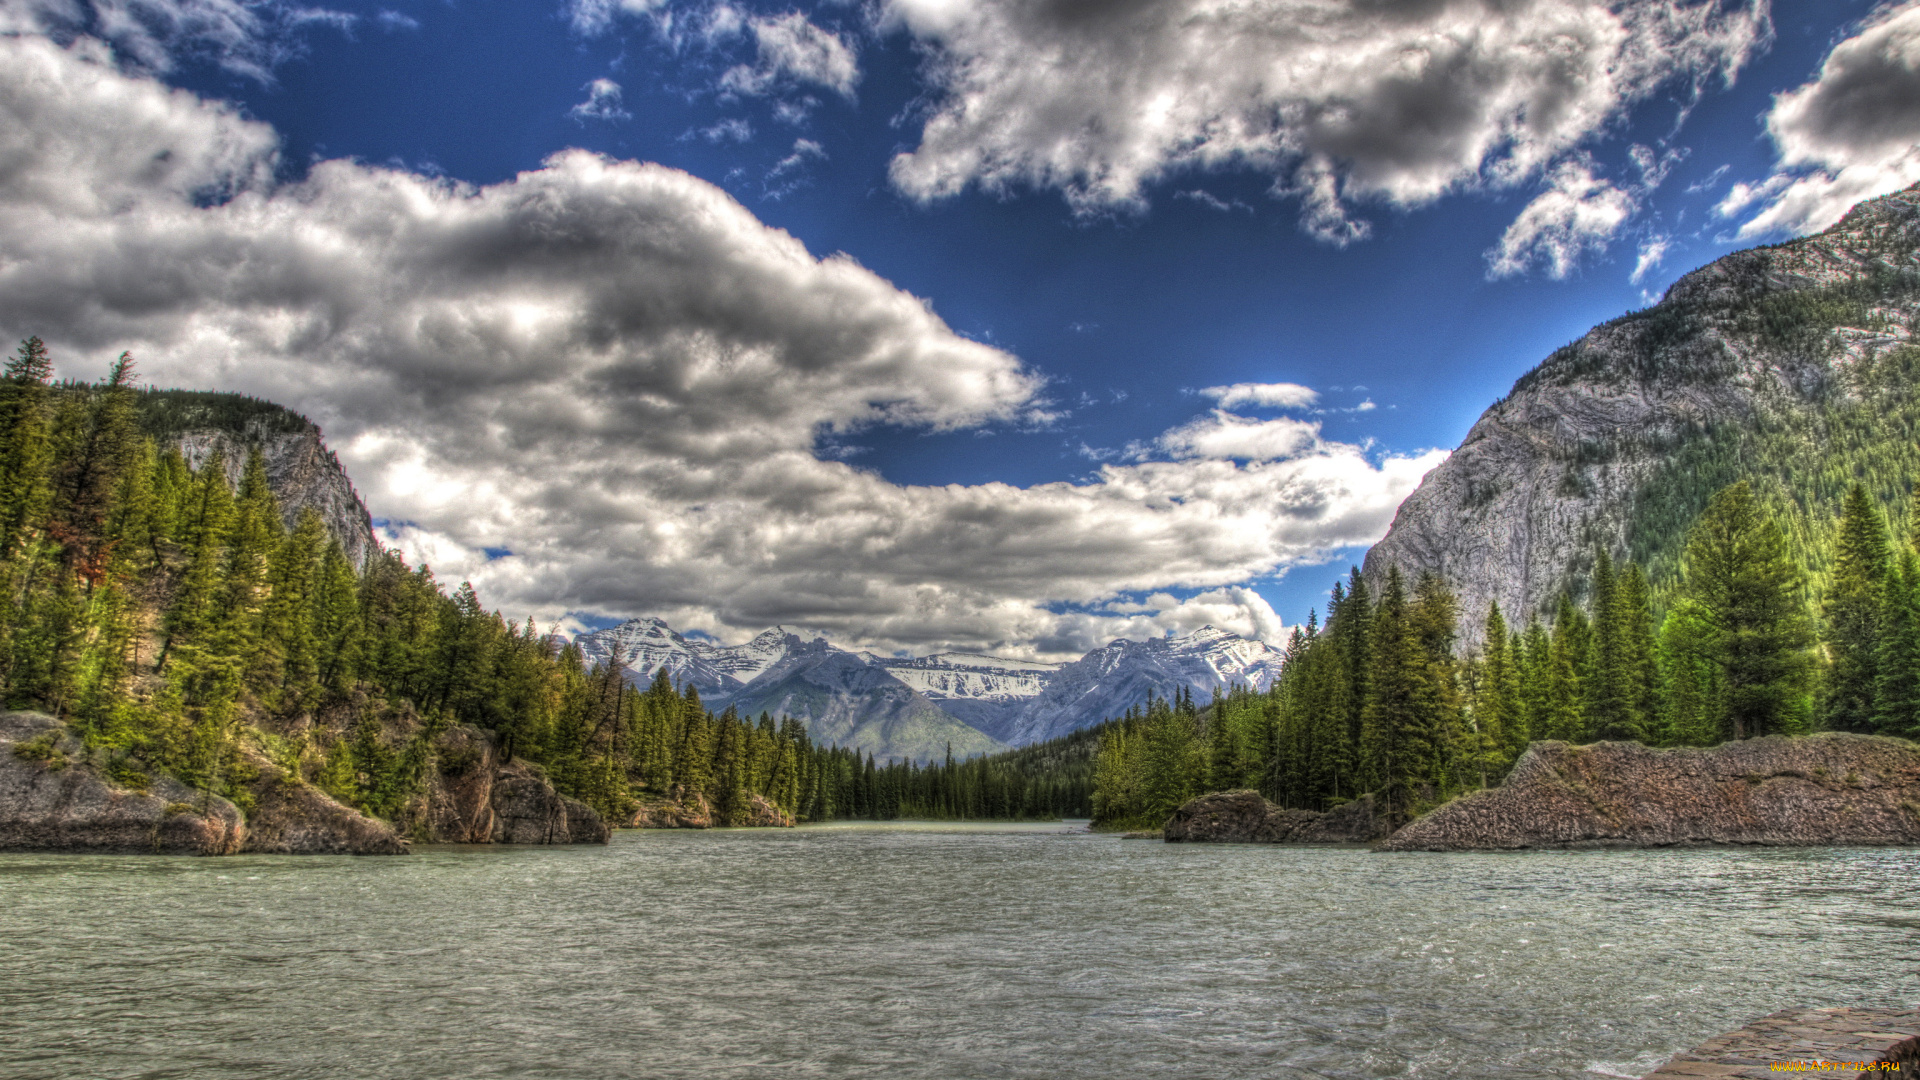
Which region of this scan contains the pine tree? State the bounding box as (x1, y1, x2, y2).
(1543, 595, 1585, 741)
(1682, 482, 1814, 739)
(1874, 550, 1920, 737)
(1658, 598, 1720, 746)
(1478, 601, 1521, 776)
(1821, 482, 1892, 732)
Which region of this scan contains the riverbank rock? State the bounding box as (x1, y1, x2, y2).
(1164, 790, 1390, 843)
(237, 749, 407, 855)
(1380, 734, 1920, 852)
(626, 789, 794, 828)
(0, 712, 244, 855)
(420, 725, 609, 844)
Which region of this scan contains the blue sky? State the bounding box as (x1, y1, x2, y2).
(0, 0, 1912, 657)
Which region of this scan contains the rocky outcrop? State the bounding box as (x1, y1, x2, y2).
(626, 789, 794, 828)
(1363, 184, 1920, 646)
(1379, 734, 1920, 851)
(177, 418, 377, 570)
(420, 725, 609, 844)
(1163, 789, 1390, 844)
(0, 711, 406, 855)
(237, 749, 408, 855)
(0, 712, 244, 854)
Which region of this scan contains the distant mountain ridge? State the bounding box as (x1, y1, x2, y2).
(572, 617, 1283, 760)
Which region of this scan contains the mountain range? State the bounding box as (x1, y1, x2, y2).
(570, 617, 1283, 761)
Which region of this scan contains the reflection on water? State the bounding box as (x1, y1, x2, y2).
(0, 824, 1914, 1079)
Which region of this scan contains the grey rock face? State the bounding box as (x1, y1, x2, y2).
(1378, 734, 1920, 851)
(1162, 789, 1388, 844)
(0, 712, 245, 854)
(1362, 185, 1920, 648)
(421, 725, 610, 844)
(177, 417, 378, 569)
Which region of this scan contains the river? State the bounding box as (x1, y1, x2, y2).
(1, 822, 1914, 1079)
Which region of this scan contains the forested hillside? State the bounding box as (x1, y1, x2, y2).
(1093, 479, 1920, 830)
(0, 340, 1092, 828)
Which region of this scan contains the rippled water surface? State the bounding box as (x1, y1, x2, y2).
(2, 824, 1917, 1079)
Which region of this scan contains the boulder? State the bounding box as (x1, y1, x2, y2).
(420, 725, 610, 844)
(1163, 789, 1390, 844)
(0, 712, 244, 855)
(1379, 734, 1920, 851)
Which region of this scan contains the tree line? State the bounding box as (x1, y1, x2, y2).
(0, 339, 1083, 828)
(1093, 478, 1917, 829)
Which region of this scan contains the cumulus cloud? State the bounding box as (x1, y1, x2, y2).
(881, 0, 1768, 239)
(1487, 159, 1636, 279)
(0, 33, 1443, 659)
(1718, 2, 1920, 238)
(1199, 382, 1318, 410)
(719, 10, 859, 100)
(570, 77, 630, 122)
(1091, 588, 1288, 646)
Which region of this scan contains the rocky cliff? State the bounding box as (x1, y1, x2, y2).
(0, 712, 609, 854)
(0, 711, 398, 854)
(418, 725, 609, 844)
(1363, 184, 1920, 646)
(176, 417, 378, 570)
(1162, 790, 1389, 844)
(1379, 733, 1920, 851)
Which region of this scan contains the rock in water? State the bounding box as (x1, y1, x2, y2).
(0, 712, 244, 855)
(422, 726, 610, 844)
(1163, 789, 1389, 843)
(1379, 734, 1920, 851)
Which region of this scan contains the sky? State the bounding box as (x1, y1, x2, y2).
(0, 0, 1912, 660)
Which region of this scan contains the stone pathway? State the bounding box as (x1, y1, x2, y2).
(1640, 1006, 1917, 1077)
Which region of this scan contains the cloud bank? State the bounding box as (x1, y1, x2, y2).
(881, 0, 1768, 252)
(0, 33, 1443, 658)
(1720, 1, 1920, 239)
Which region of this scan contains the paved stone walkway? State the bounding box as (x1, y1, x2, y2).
(1641, 1006, 1918, 1077)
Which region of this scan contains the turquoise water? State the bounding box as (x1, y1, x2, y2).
(1, 823, 1915, 1079)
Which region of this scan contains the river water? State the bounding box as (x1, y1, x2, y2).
(1, 823, 1915, 1079)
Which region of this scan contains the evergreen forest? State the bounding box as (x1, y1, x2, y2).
(0, 340, 1085, 830)
(1091, 478, 1920, 829)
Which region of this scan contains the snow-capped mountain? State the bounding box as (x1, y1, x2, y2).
(571, 618, 826, 697)
(572, 618, 1283, 757)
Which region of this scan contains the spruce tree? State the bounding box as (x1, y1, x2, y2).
(1682, 482, 1814, 739)
(1874, 551, 1920, 737)
(1821, 482, 1892, 732)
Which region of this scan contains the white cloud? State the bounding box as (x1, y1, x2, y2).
(565, 0, 667, 37)
(767, 137, 826, 179)
(570, 78, 630, 122)
(1199, 382, 1318, 410)
(881, 0, 1767, 236)
(1486, 159, 1636, 280)
(719, 10, 859, 100)
(3, 0, 353, 80)
(0, 33, 1443, 659)
(1157, 411, 1322, 462)
(1095, 588, 1288, 645)
(1720, 2, 1920, 238)
(1630, 233, 1670, 285)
